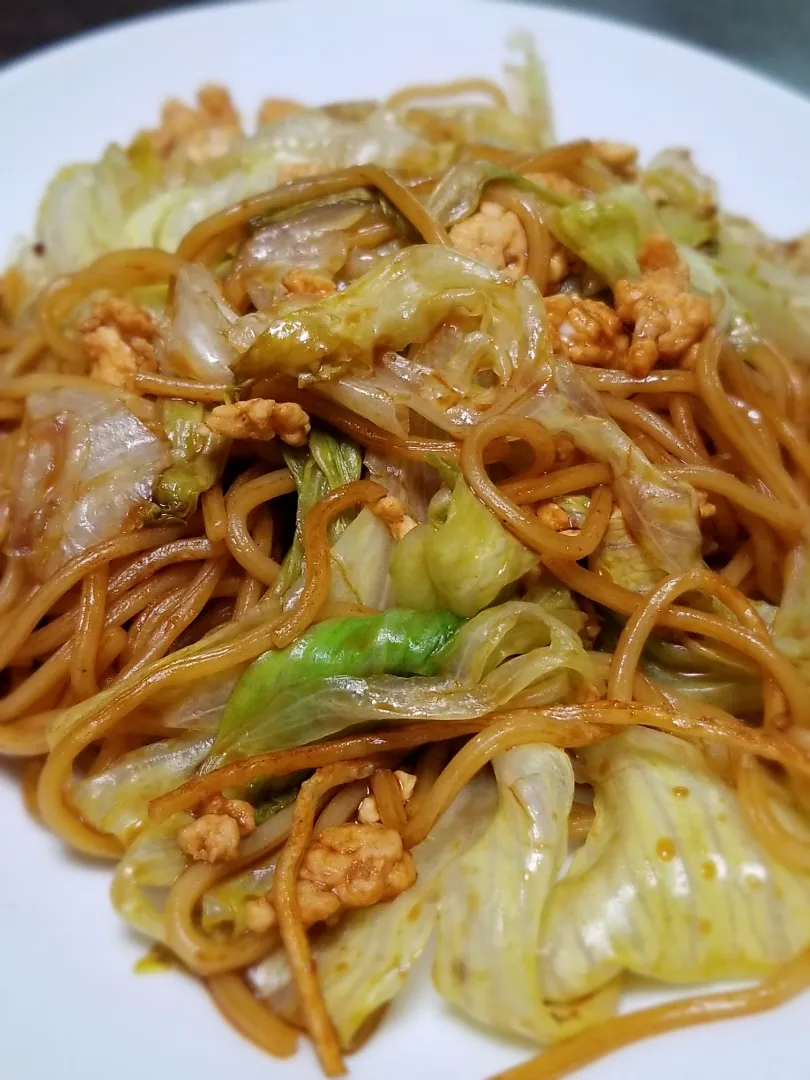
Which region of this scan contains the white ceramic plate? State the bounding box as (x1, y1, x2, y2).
(1, 2, 808, 1077)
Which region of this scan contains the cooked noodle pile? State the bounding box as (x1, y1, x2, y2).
(2, 43, 810, 1078)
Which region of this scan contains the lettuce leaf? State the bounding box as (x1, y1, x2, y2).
(211, 610, 465, 763)
(325, 506, 394, 609)
(73, 734, 213, 844)
(549, 184, 657, 283)
(6, 387, 169, 578)
(207, 600, 599, 765)
(235, 246, 548, 412)
(640, 149, 718, 248)
(713, 215, 810, 361)
(391, 476, 537, 616)
(526, 360, 702, 576)
(589, 506, 664, 594)
(773, 541, 810, 684)
(425, 162, 569, 227)
(273, 429, 363, 598)
(539, 727, 810, 1002)
(434, 744, 617, 1041)
(151, 400, 228, 520)
(19, 108, 450, 290)
(201, 855, 279, 938)
(111, 815, 191, 943)
(249, 772, 498, 1049)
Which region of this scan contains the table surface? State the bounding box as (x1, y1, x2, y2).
(1, 0, 809, 96)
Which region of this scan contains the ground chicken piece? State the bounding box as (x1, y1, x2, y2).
(244, 879, 342, 934)
(301, 823, 416, 909)
(358, 770, 417, 825)
(81, 297, 158, 341)
(545, 293, 629, 367)
(244, 896, 276, 934)
(206, 399, 311, 446)
(245, 822, 416, 933)
(257, 98, 304, 126)
(592, 140, 638, 179)
(146, 84, 242, 164)
(536, 502, 571, 531)
(201, 795, 256, 837)
(79, 297, 159, 390)
(371, 495, 418, 540)
(697, 491, 716, 519)
(177, 814, 241, 863)
(448, 201, 528, 282)
(547, 239, 583, 289)
(282, 267, 336, 298)
(637, 233, 680, 273)
(613, 234, 713, 377)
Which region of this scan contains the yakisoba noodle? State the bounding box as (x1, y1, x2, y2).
(1, 46, 810, 1080)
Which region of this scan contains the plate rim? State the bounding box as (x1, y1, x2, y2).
(1, 0, 808, 117)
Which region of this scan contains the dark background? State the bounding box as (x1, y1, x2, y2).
(1, 0, 809, 95)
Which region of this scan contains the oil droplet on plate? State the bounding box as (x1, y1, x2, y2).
(698, 918, 712, 935)
(672, 786, 690, 799)
(656, 837, 676, 862)
(701, 859, 717, 880)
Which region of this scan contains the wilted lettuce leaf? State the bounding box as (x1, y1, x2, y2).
(165, 263, 241, 383)
(425, 161, 569, 227)
(640, 149, 718, 248)
(523, 575, 588, 636)
(211, 610, 465, 763)
(111, 815, 191, 943)
(249, 772, 498, 1049)
(236, 246, 548, 406)
(539, 727, 810, 1002)
(549, 184, 658, 283)
(7, 387, 169, 578)
(201, 851, 280, 938)
(19, 110, 449, 293)
(16, 36, 553, 302)
(773, 541, 810, 684)
(391, 476, 537, 617)
(208, 600, 599, 765)
(73, 734, 214, 844)
(151, 400, 228, 520)
(273, 429, 363, 598)
(712, 215, 810, 360)
(526, 360, 702, 576)
(326, 506, 394, 608)
(434, 744, 617, 1041)
(589, 506, 664, 594)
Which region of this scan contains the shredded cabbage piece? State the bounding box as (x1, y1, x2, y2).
(273, 429, 363, 599)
